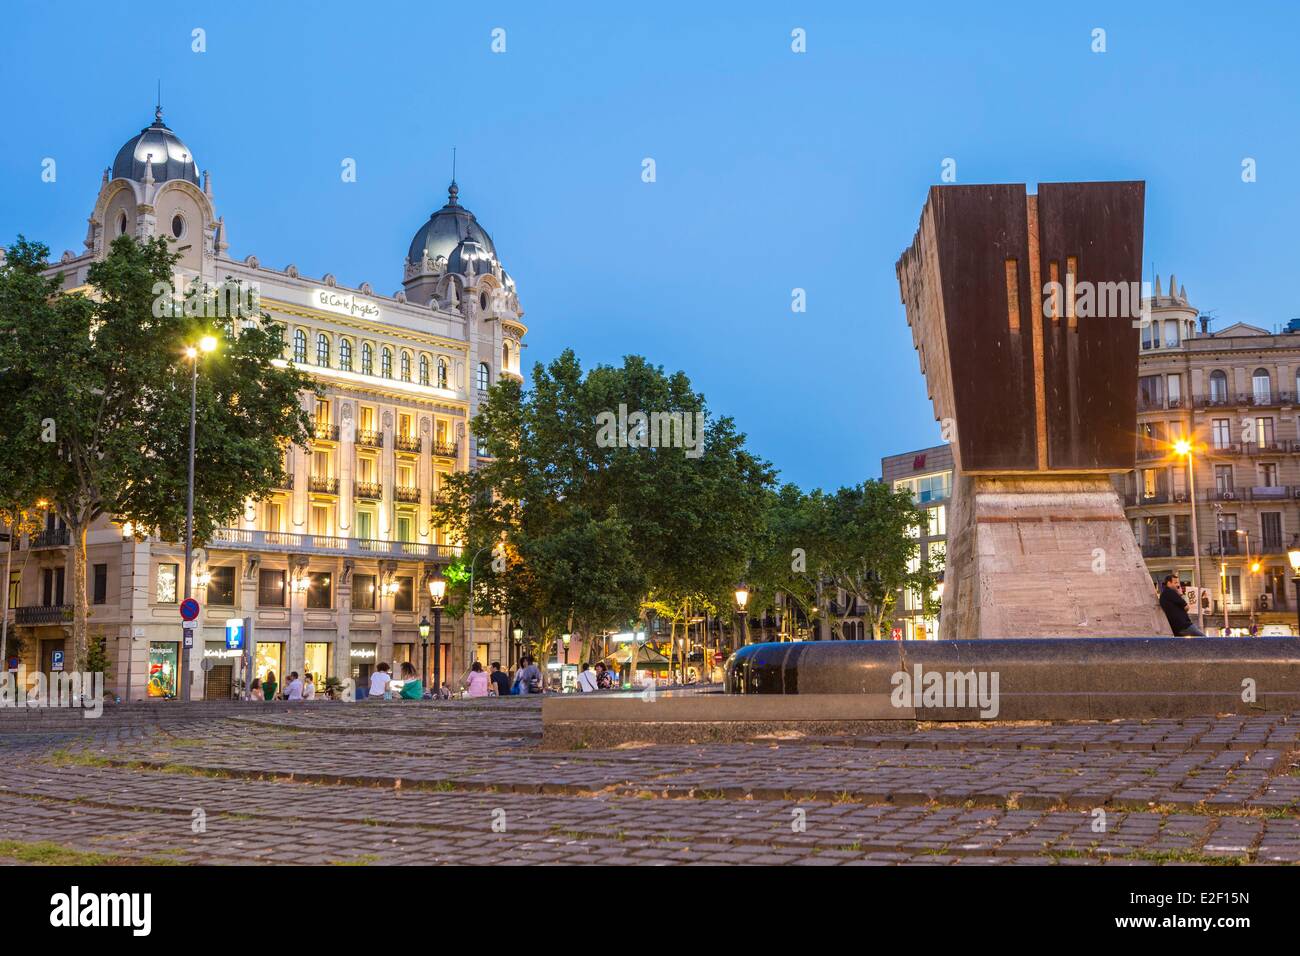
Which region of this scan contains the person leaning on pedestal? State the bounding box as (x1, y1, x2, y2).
(1159, 574, 1206, 637)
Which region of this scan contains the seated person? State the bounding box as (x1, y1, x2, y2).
(393, 661, 423, 700)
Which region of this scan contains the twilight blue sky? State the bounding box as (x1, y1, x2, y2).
(3, 1, 1298, 490)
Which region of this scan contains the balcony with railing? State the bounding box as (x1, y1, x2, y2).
(1207, 486, 1247, 502)
(308, 476, 339, 495)
(16, 605, 71, 625)
(393, 434, 422, 453)
(208, 528, 460, 561)
(353, 481, 381, 500)
(1126, 491, 1171, 506)
(30, 529, 71, 549)
(355, 429, 383, 449)
(1141, 543, 1173, 558)
(394, 486, 421, 504)
(1248, 485, 1289, 501)
(431, 441, 458, 459)
(313, 422, 340, 442)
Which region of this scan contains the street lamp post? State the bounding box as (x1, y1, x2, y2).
(180, 335, 217, 701)
(1173, 439, 1205, 631)
(1237, 528, 1258, 632)
(428, 572, 446, 696)
(418, 616, 430, 689)
(1288, 537, 1300, 636)
(733, 585, 749, 653)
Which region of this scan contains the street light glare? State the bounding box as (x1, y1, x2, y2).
(1173, 438, 1192, 456)
(184, 346, 197, 359)
(199, 335, 218, 353)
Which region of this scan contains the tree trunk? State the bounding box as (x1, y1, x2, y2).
(69, 521, 89, 673)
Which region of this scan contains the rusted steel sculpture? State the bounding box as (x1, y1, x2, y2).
(897, 182, 1166, 637)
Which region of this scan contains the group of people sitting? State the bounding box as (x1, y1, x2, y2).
(247, 656, 624, 702)
(249, 671, 316, 701)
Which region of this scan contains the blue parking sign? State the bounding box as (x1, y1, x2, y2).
(224, 618, 245, 651)
(51, 650, 64, 672)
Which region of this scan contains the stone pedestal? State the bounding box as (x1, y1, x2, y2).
(943, 474, 1166, 638)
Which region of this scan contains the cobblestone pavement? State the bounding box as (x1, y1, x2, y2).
(0, 703, 1298, 865)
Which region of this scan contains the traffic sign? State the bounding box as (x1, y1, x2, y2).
(224, 618, 246, 651)
(7, 657, 19, 672)
(200, 658, 214, 673)
(51, 650, 64, 672)
(180, 598, 201, 621)
(182, 620, 198, 631)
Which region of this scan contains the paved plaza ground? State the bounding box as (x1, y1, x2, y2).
(0, 700, 1298, 865)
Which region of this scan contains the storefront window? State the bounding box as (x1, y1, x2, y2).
(156, 563, 178, 604)
(255, 642, 283, 686)
(306, 572, 332, 609)
(353, 574, 376, 610)
(394, 576, 413, 612)
(208, 566, 236, 606)
(258, 569, 286, 607)
(147, 642, 178, 697)
(304, 642, 331, 684)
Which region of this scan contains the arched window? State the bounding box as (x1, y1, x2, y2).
(1253, 368, 1271, 405)
(381, 347, 393, 379)
(293, 329, 307, 364)
(339, 339, 353, 371)
(502, 341, 510, 370)
(361, 343, 373, 375)
(419, 354, 430, 386)
(400, 351, 411, 382)
(1209, 369, 1228, 404)
(437, 357, 448, 388)
(476, 362, 490, 391)
(316, 333, 330, 367)
(117, 212, 129, 236)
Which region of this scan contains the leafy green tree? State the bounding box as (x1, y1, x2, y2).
(0, 235, 312, 671)
(820, 482, 939, 639)
(433, 349, 773, 663)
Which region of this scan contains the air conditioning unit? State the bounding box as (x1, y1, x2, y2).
(1174, 492, 1188, 503)
(1291, 487, 1300, 499)
(1259, 593, 1273, 610)
(1222, 491, 1236, 500)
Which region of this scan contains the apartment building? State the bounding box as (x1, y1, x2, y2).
(2, 108, 525, 698)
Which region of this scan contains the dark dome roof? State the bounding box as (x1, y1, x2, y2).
(407, 182, 497, 264)
(111, 108, 200, 186)
(447, 237, 493, 276)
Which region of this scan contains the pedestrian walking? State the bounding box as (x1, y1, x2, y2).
(577, 661, 599, 693)
(1159, 574, 1206, 637)
(595, 662, 612, 690)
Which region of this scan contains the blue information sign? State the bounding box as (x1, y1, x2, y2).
(224, 618, 246, 651)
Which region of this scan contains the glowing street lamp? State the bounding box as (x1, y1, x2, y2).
(179, 335, 218, 700)
(733, 585, 750, 652)
(1173, 438, 1204, 630)
(1288, 536, 1300, 636)
(427, 572, 446, 695)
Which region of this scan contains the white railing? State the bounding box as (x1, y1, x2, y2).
(207, 528, 459, 560)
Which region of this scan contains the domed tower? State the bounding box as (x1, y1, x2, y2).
(86, 106, 223, 276)
(402, 181, 519, 316)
